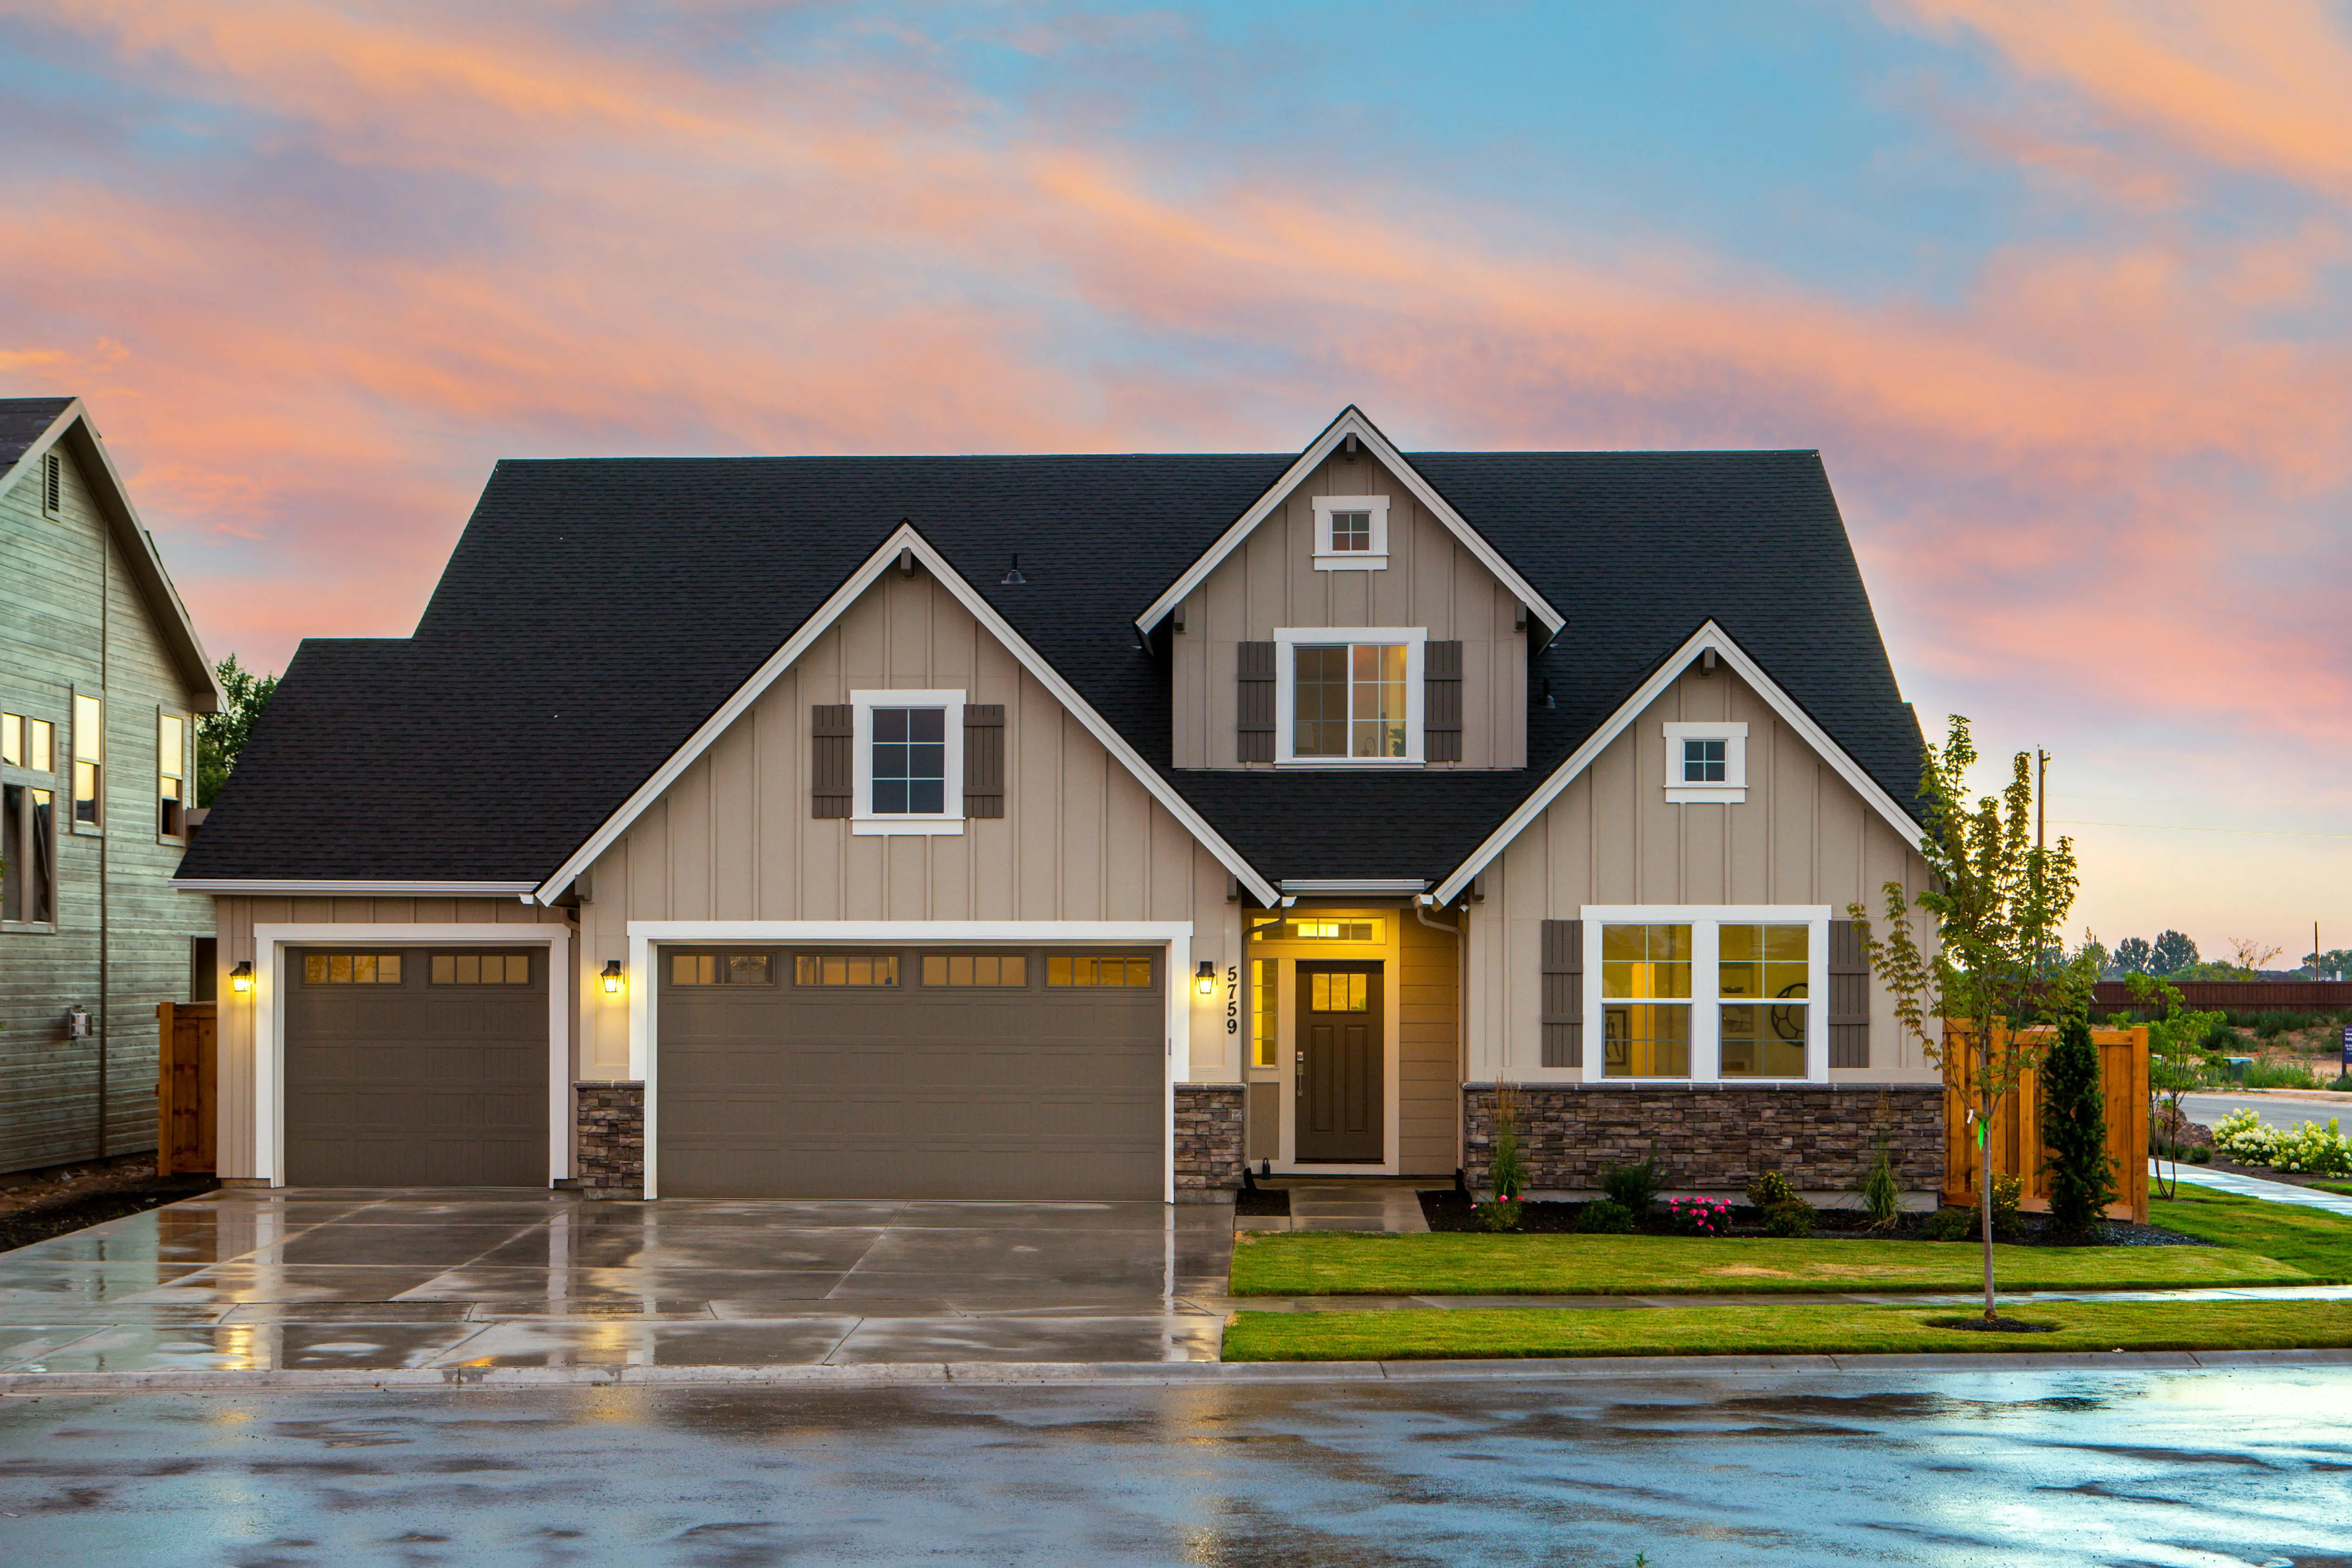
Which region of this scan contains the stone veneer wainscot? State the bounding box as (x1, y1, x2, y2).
(1173, 1084, 1245, 1201)
(573, 1081, 645, 1200)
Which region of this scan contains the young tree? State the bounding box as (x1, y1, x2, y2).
(2150, 929, 2200, 977)
(2226, 937, 2284, 974)
(2130, 972, 2226, 1200)
(2110, 936, 2153, 977)
(197, 654, 278, 807)
(2040, 1014, 2117, 1241)
(1849, 715, 2094, 1322)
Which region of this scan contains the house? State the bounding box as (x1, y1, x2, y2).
(0, 397, 223, 1176)
(176, 408, 1942, 1203)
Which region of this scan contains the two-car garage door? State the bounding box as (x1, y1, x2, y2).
(656, 947, 1165, 1200)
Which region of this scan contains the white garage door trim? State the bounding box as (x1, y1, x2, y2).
(249, 923, 572, 1189)
(628, 921, 1194, 1202)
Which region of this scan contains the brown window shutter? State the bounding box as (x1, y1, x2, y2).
(810, 704, 854, 818)
(1540, 918, 1583, 1068)
(1424, 640, 1463, 762)
(1237, 641, 1276, 763)
(963, 704, 1005, 818)
(1829, 918, 1871, 1068)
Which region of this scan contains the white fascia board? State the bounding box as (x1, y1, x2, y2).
(1431, 621, 1926, 904)
(1, 401, 227, 714)
(534, 526, 1280, 907)
(174, 879, 542, 896)
(1133, 406, 1565, 637)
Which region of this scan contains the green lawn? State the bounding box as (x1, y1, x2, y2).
(1222, 1298, 2352, 1362)
(2150, 1186, 2352, 1280)
(1227, 1229, 2313, 1297)
(2312, 1182, 2352, 1200)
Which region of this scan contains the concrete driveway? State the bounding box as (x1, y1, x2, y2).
(0, 1189, 1232, 1373)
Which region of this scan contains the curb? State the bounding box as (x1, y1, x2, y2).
(5, 1346, 2351, 1395)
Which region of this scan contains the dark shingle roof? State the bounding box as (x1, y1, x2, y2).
(0, 398, 74, 472)
(181, 448, 1922, 887)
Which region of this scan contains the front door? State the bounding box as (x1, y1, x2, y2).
(1296, 961, 1383, 1162)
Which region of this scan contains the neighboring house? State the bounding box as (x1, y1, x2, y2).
(177, 408, 1941, 1203)
(0, 397, 223, 1175)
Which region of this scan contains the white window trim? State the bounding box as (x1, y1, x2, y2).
(1272, 627, 1426, 767)
(1544, 905, 1828, 1086)
(1310, 494, 1390, 570)
(850, 688, 965, 836)
(1662, 721, 1748, 804)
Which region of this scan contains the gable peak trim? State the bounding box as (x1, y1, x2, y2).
(1134, 406, 1566, 637)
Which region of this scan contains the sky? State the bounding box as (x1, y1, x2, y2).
(2, 0, 2348, 965)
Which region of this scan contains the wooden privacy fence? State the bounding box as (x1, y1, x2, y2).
(2092, 981, 2352, 1013)
(155, 1001, 215, 1176)
(1943, 1024, 2149, 1224)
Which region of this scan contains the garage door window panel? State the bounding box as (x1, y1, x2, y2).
(1047, 955, 1154, 988)
(430, 952, 530, 986)
(672, 952, 775, 986)
(922, 954, 1029, 987)
(304, 953, 403, 984)
(795, 954, 900, 987)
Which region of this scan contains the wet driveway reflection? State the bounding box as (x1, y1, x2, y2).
(2, 1366, 2348, 1563)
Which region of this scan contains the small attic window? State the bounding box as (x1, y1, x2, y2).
(42, 452, 62, 518)
(1663, 722, 1748, 804)
(1311, 495, 1389, 570)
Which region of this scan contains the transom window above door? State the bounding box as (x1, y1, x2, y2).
(1274, 628, 1426, 765)
(849, 689, 965, 835)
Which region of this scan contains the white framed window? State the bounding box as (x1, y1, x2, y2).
(1663, 721, 1747, 804)
(1273, 627, 1425, 766)
(1573, 905, 1829, 1084)
(850, 689, 964, 835)
(1310, 495, 1390, 570)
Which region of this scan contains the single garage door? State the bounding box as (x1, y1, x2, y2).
(657, 946, 1164, 1199)
(284, 947, 548, 1186)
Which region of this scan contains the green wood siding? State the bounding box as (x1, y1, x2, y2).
(0, 439, 212, 1173)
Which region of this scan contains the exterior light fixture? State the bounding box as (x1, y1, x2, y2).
(1195, 960, 1216, 996)
(229, 961, 254, 995)
(1000, 554, 1026, 585)
(601, 959, 625, 995)
(64, 1005, 92, 1039)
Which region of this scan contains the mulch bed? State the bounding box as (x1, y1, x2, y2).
(1414, 1189, 2205, 1247)
(1235, 1182, 1291, 1217)
(0, 1158, 218, 1253)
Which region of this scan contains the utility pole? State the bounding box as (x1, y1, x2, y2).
(2036, 749, 2049, 849)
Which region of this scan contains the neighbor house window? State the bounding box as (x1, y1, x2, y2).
(922, 954, 1027, 987)
(2, 713, 56, 772)
(1047, 955, 1152, 988)
(1717, 923, 1809, 1078)
(1662, 722, 1747, 803)
(1276, 629, 1425, 764)
(157, 713, 186, 838)
(431, 953, 530, 986)
(672, 953, 774, 986)
(795, 954, 898, 987)
(1577, 908, 1828, 1083)
(71, 694, 101, 827)
(0, 785, 55, 926)
(1601, 923, 1692, 1078)
(850, 689, 964, 835)
(304, 954, 403, 984)
(1251, 957, 1277, 1068)
(1310, 494, 1390, 569)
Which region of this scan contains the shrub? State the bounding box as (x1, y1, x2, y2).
(1664, 1196, 1731, 1236)
(2040, 1014, 2118, 1241)
(1762, 1198, 1815, 1238)
(1576, 1199, 1636, 1234)
(1921, 1207, 1973, 1241)
(2188, 1144, 2211, 1164)
(1601, 1148, 1664, 1216)
(1481, 1084, 1527, 1230)
(1746, 1171, 1797, 1210)
(2241, 1059, 2322, 1090)
(1991, 1173, 2023, 1239)
(2211, 1108, 2352, 1174)
(1861, 1137, 1903, 1230)
(1474, 1195, 1522, 1232)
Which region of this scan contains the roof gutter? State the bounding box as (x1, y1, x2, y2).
(172, 879, 542, 898)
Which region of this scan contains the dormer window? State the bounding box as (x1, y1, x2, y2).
(1663, 721, 1747, 803)
(1274, 627, 1425, 764)
(1311, 495, 1389, 570)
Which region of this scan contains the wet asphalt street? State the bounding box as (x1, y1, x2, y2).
(4, 1366, 2349, 1566)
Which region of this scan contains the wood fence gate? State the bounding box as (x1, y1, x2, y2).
(155, 1001, 216, 1176)
(1943, 1024, 2149, 1223)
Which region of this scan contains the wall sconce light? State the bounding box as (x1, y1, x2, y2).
(229, 961, 254, 995)
(63, 1005, 92, 1039)
(601, 959, 625, 995)
(1195, 959, 1216, 996)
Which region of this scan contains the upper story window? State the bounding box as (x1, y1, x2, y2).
(1, 714, 54, 774)
(157, 712, 187, 839)
(1310, 495, 1390, 570)
(850, 689, 964, 836)
(1273, 628, 1425, 765)
(71, 694, 101, 830)
(1662, 721, 1747, 804)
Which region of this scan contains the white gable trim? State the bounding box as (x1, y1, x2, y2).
(533, 524, 1281, 907)
(1134, 406, 1565, 637)
(1, 399, 227, 712)
(1430, 621, 1924, 904)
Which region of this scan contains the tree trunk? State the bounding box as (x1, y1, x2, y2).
(1979, 1031, 1997, 1321)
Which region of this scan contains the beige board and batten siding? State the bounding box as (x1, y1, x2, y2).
(1169, 450, 1526, 770)
(208, 895, 573, 1181)
(575, 563, 1243, 1081)
(1465, 663, 1937, 1084)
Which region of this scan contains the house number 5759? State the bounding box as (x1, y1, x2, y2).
(1225, 965, 1240, 1034)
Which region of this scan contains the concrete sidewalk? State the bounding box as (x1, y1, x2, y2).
(2163, 1162, 2352, 1215)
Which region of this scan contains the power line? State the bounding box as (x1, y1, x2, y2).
(2051, 819, 2352, 841)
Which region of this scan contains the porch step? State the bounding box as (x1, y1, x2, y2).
(1248, 1183, 1430, 1234)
